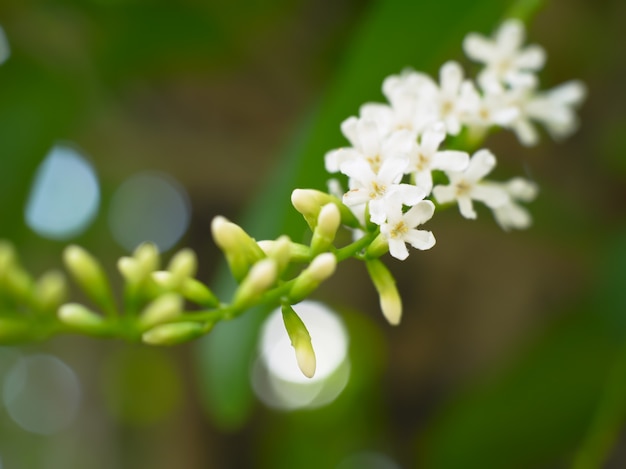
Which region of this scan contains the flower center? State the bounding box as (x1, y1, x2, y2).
(455, 179, 471, 196)
(367, 154, 382, 173)
(369, 181, 387, 199)
(390, 221, 408, 239)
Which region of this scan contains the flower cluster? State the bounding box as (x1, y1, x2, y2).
(325, 19, 585, 260)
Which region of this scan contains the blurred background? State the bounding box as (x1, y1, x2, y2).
(0, 0, 625, 468)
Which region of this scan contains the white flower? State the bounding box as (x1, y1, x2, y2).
(508, 80, 587, 146)
(404, 123, 469, 194)
(380, 199, 436, 260)
(460, 82, 520, 130)
(492, 177, 539, 230)
(340, 155, 424, 225)
(378, 70, 440, 135)
(432, 149, 509, 219)
(463, 19, 545, 92)
(325, 118, 413, 173)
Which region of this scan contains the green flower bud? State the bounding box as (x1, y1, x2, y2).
(231, 259, 277, 312)
(258, 239, 310, 263)
(180, 278, 219, 308)
(211, 216, 265, 282)
(365, 259, 402, 325)
(281, 304, 316, 378)
(310, 203, 341, 255)
(35, 270, 67, 313)
(63, 245, 117, 316)
(4, 266, 33, 303)
(365, 233, 389, 259)
(288, 253, 336, 303)
(167, 248, 197, 284)
(0, 240, 17, 275)
(290, 189, 360, 230)
(142, 321, 207, 346)
(118, 242, 160, 285)
(58, 303, 108, 334)
(138, 293, 183, 330)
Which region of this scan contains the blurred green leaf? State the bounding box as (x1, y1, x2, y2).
(195, 0, 529, 431)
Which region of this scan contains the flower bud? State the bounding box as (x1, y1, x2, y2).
(291, 189, 359, 230)
(58, 303, 108, 334)
(63, 245, 117, 315)
(232, 259, 277, 312)
(258, 235, 292, 276)
(35, 270, 67, 313)
(365, 233, 389, 259)
(138, 293, 183, 330)
(211, 216, 265, 281)
(288, 253, 336, 303)
(151, 271, 176, 289)
(258, 239, 310, 263)
(0, 240, 17, 275)
(310, 203, 341, 255)
(281, 304, 316, 378)
(4, 266, 33, 303)
(167, 248, 197, 283)
(142, 321, 207, 345)
(180, 278, 219, 308)
(366, 259, 402, 325)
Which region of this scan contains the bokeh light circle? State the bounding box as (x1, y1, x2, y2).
(25, 144, 100, 240)
(253, 301, 350, 410)
(2, 354, 81, 435)
(108, 171, 190, 252)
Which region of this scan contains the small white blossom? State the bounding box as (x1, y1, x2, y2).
(508, 80, 587, 146)
(380, 199, 436, 260)
(432, 149, 508, 219)
(463, 19, 546, 92)
(404, 123, 469, 194)
(340, 155, 424, 225)
(492, 177, 539, 230)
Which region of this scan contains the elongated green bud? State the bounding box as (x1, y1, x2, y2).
(211, 216, 265, 281)
(63, 245, 117, 316)
(258, 239, 310, 263)
(257, 235, 292, 276)
(167, 248, 197, 283)
(35, 270, 67, 313)
(310, 203, 341, 255)
(291, 189, 359, 230)
(138, 293, 183, 330)
(281, 304, 316, 378)
(232, 259, 277, 312)
(180, 278, 219, 308)
(288, 253, 336, 303)
(0, 240, 16, 275)
(142, 321, 207, 345)
(4, 267, 33, 303)
(58, 303, 108, 334)
(365, 259, 402, 325)
(365, 233, 389, 259)
(118, 242, 160, 285)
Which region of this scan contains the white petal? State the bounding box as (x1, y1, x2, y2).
(420, 122, 446, 155)
(514, 45, 546, 70)
(511, 118, 539, 146)
(547, 80, 587, 105)
(494, 202, 532, 230)
(463, 33, 495, 62)
(471, 184, 509, 208)
(393, 183, 425, 206)
(413, 170, 434, 195)
(431, 150, 469, 172)
(368, 199, 388, 225)
(356, 119, 382, 157)
(432, 185, 456, 204)
(404, 200, 435, 227)
(324, 148, 361, 173)
(343, 188, 371, 207)
(465, 149, 496, 181)
(340, 116, 359, 146)
(388, 238, 409, 261)
(457, 196, 476, 219)
(340, 158, 374, 182)
(378, 155, 408, 183)
(496, 19, 525, 54)
(440, 61, 463, 95)
(405, 229, 436, 251)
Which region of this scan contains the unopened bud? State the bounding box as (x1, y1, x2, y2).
(288, 253, 336, 303)
(4, 267, 33, 302)
(0, 240, 17, 275)
(167, 248, 197, 283)
(232, 259, 277, 312)
(310, 203, 341, 255)
(258, 239, 310, 263)
(35, 270, 67, 313)
(151, 271, 176, 289)
(138, 293, 183, 330)
(211, 216, 265, 281)
(142, 321, 207, 345)
(365, 233, 389, 259)
(258, 235, 292, 275)
(58, 303, 107, 334)
(291, 189, 359, 230)
(281, 304, 316, 378)
(63, 245, 116, 315)
(180, 278, 220, 307)
(366, 259, 402, 325)
(134, 242, 160, 273)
